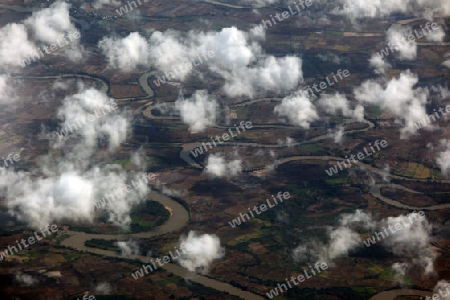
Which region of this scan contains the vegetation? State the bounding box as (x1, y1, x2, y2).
(85, 239, 119, 251)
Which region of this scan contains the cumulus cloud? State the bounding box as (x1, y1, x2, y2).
(387, 26, 417, 61)
(205, 154, 242, 177)
(14, 272, 38, 287)
(0, 161, 149, 229)
(293, 210, 435, 275)
(380, 212, 435, 275)
(369, 53, 391, 75)
(94, 282, 112, 295)
(116, 239, 140, 257)
(425, 25, 446, 42)
(329, 124, 345, 144)
(322, 226, 362, 261)
(24, 1, 83, 61)
(99, 32, 150, 72)
(318, 93, 364, 121)
(0, 23, 37, 68)
(444, 53, 450, 69)
(99, 27, 303, 98)
(436, 139, 450, 176)
(220, 56, 303, 98)
(53, 87, 129, 152)
(176, 231, 225, 273)
(391, 262, 410, 284)
(274, 92, 318, 128)
(175, 90, 217, 133)
(0, 75, 19, 106)
(0, 1, 83, 69)
(354, 70, 429, 138)
(0, 86, 149, 229)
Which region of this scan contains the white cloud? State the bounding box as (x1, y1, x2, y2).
(176, 231, 225, 273)
(425, 25, 446, 42)
(94, 282, 112, 295)
(274, 92, 318, 128)
(99, 32, 150, 72)
(221, 56, 303, 98)
(380, 212, 435, 275)
(436, 139, 450, 176)
(369, 54, 391, 75)
(54, 88, 129, 152)
(99, 27, 303, 98)
(354, 70, 429, 138)
(387, 26, 417, 61)
(0, 1, 83, 69)
(0, 86, 148, 229)
(205, 154, 242, 177)
(330, 124, 345, 145)
(175, 90, 217, 133)
(318, 93, 364, 121)
(14, 272, 38, 287)
(0, 23, 38, 68)
(24, 1, 83, 61)
(293, 210, 435, 275)
(0, 75, 19, 106)
(116, 239, 140, 257)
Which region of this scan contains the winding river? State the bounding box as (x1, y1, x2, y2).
(27, 69, 447, 299)
(20, 36, 450, 297)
